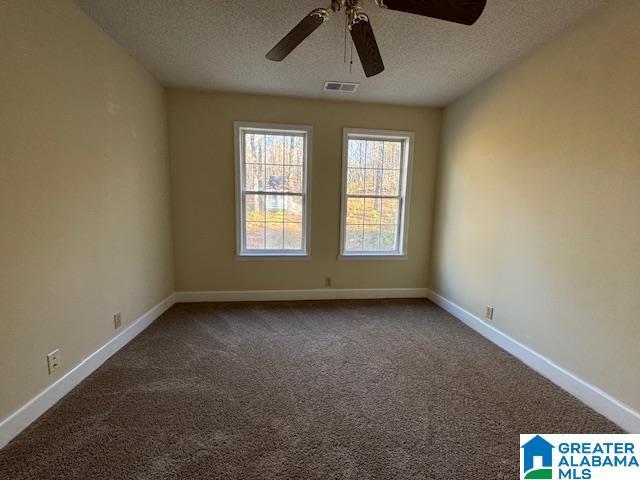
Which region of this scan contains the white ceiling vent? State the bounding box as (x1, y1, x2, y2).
(324, 81, 359, 93)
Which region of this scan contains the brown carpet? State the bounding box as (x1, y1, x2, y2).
(0, 299, 621, 479)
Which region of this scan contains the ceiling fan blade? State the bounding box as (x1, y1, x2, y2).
(266, 9, 329, 61)
(377, 0, 487, 25)
(349, 15, 385, 78)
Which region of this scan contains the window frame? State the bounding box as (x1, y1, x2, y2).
(234, 121, 313, 258)
(339, 128, 414, 259)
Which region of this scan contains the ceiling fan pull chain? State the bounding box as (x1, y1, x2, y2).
(344, 13, 348, 64)
(350, 36, 354, 74)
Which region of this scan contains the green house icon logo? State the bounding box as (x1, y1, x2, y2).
(521, 435, 554, 479)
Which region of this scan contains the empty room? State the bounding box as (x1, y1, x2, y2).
(1, 0, 639, 478)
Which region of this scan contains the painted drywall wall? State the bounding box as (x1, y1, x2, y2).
(430, 0, 640, 411)
(0, 0, 174, 421)
(167, 90, 441, 291)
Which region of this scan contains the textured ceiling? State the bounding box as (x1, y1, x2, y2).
(77, 0, 604, 106)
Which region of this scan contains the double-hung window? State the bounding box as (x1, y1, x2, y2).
(235, 122, 312, 256)
(340, 128, 413, 257)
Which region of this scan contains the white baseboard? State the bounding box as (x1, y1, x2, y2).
(175, 288, 429, 303)
(0, 293, 176, 449)
(426, 289, 640, 433)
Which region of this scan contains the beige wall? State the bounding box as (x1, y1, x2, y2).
(430, 0, 640, 412)
(0, 0, 174, 421)
(167, 90, 441, 292)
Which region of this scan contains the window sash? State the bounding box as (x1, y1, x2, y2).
(241, 192, 306, 254)
(343, 194, 404, 254)
(344, 196, 403, 254)
(236, 124, 310, 256)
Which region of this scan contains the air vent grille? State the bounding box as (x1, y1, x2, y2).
(324, 81, 359, 93)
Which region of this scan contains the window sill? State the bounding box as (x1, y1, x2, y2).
(236, 254, 311, 261)
(338, 254, 408, 261)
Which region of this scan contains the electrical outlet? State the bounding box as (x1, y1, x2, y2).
(486, 306, 494, 321)
(47, 349, 61, 374)
(325, 277, 332, 287)
(113, 312, 122, 329)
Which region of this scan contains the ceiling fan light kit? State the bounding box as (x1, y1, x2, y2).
(266, 0, 488, 78)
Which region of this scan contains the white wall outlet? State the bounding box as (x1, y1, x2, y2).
(113, 312, 122, 329)
(47, 349, 61, 374)
(486, 306, 495, 321)
(325, 277, 332, 287)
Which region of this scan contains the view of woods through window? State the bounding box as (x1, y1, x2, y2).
(343, 137, 405, 254)
(237, 125, 409, 256)
(241, 130, 306, 253)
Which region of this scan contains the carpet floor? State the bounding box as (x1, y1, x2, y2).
(0, 299, 621, 479)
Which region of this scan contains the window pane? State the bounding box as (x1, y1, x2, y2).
(366, 141, 384, 169)
(284, 165, 303, 193)
(265, 165, 284, 192)
(346, 198, 365, 225)
(246, 222, 265, 250)
(245, 194, 266, 222)
(284, 223, 302, 250)
(245, 134, 265, 164)
(265, 135, 284, 165)
(275, 136, 285, 165)
(383, 141, 402, 169)
(381, 169, 400, 196)
(284, 195, 303, 223)
(363, 198, 381, 225)
(364, 168, 383, 196)
(284, 136, 303, 165)
(380, 225, 397, 251)
(381, 198, 399, 225)
(265, 194, 284, 221)
(345, 225, 363, 251)
(348, 140, 366, 167)
(346, 168, 366, 195)
(363, 225, 380, 250)
(265, 222, 283, 249)
(245, 164, 265, 191)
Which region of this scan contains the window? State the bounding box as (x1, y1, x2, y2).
(235, 122, 312, 256)
(340, 128, 413, 257)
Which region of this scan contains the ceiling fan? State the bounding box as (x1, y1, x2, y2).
(266, 0, 487, 78)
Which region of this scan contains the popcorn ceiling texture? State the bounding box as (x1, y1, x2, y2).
(0, 300, 619, 479)
(76, 0, 604, 106)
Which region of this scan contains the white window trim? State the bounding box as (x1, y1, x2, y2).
(338, 127, 414, 259)
(234, 121, 313, 258)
